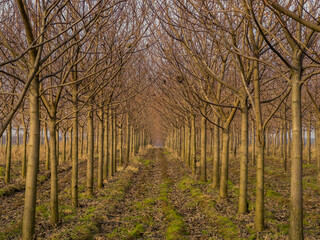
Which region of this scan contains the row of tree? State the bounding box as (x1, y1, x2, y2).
(149, 1, 320, 239)
(0, 1, 157, 239)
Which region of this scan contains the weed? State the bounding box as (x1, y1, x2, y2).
(0, 220, 22, 240)
(128, 223, 145, 238)
(266, 189, 282, 198)
(36, 203, 50, 219)
(163, 150, 170, 155)
(138, 158, 151, 166)
(216, 215, 238, 239)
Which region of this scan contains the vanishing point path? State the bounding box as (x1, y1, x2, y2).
(93, 148, 221, 240)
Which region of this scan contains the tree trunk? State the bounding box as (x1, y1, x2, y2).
(22, 125, 27, 179)
(252, 124, 255, 165)
(72, 86, 79, 208)
(62, 131, 66, 163)
(17, 126, 20, 146)
(212, 118, 220, 189)
(289, 71, 303, 240)
(130, 126, 134, 157)
(56, 128, 59, 166)
(103, 112, 109, 179)
(220, 129, 229, 198)
(265, 128, 269, 156)
(200, 115, 207, 182)
(86, 108, 94, 197)
(175, 128, 179, 156)
(190, 115, 196, 174)
(98, 108, 104, 189)
(126, 113, 130, 165)
(95, 124, 99, 155)
(45, 123, 50, 171)
(283, 116, 287, 172)
(113, 113, 117, 173)
(81, 126, 84, 157)
(69, 129, 72, 161)
(181, 126, 185, 162)
(307, 116, 311, 164)
(5, 122, 12, 183)
(239, 98, 248, 213)
(316, 121, 320, 181)
(280, 124, 283, 158)
(22, 77, 40, 240)
(188, 122, 191, 167)
(251, 56, 265, 231)
(255, 139, 265, 231)
(49, 117, 58, 224)
(288, 129, 291, 160)
(119, 125, 123, 166)
(109, 110, 114, 177)
(273, 131, 277, 157)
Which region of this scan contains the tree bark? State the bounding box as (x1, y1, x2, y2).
(45, 123, 50, 171)
(22, 76, 40, 240)
(212, 118, 220, 189)
(103, 111, 109, 179)
(68, 129, 72, 161)
(119, 125, 123, 166)
(239, 97, 249, 213)
(22, 125, 27, 179)
(190, 115, 196, 174)
(62, 131, 66, 163)
(130, 126, 134, 157)
(5, 123, 12, 183)
(252, 124, 255, 165)
(81, 126, 84, 157)
(49, 117, 58, 224)
(289, 70, 303, 240)
(71, 83, 78, 208)
(86, 107, 94, 197)
(316, 121, 320, 181)
(56, 128, 59, 165)
(307, 116, 311, 164)
(265, 128, 269, 156)
(181, 126, 185, 162)
(125, 113, 130, 165)
(220, 129, 229, 198)
(200, 115, 207, 182)
(255, 139, 265, 231)
(283, 115, 287, 172)
(113, 113, 117, 173)
(109, 109, 114, 177)
(98, 107, 104, 189)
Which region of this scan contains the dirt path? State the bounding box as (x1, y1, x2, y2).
(93, 148, 217, 240)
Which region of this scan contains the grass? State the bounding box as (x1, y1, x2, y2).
(36, 203, 50, 219)
(159, 178, 188, 239)
(70, 221, 100, 240)
(176, 175, 239, 239)
(163, 150, 170, 155)
(216, 215, 238, 239)
(266, 189, 282, 198)
(303, 177, 320, 192)
(137, 158, 151, 166)
(0, 220, 22, 240)
(53, 163, 138, 240)
(128, 223, 145, 238)
(165, 208, 188, 240)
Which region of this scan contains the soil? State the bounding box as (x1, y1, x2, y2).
(0, 147, 319, 239)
